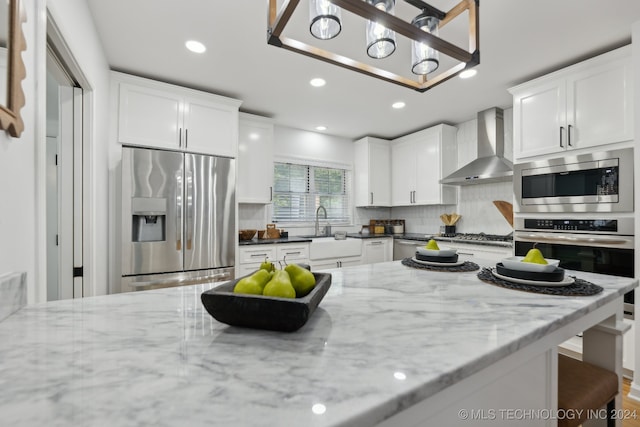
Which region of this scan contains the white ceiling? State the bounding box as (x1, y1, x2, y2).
(85, 0, 640, 140)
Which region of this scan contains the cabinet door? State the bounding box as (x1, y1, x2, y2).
(413, 131, 440, 205)
(512, 79, 566, 159)
(118, 82, 183, 150)
(391, 140, 416, 206)
(354, 138, 390, 207)
(567, 57, 633, 150)
(184, 97, 238, 157)
(238, 117, 274, 203)
(368, 141, 391, 206)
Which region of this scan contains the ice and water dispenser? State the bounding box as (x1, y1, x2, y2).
(131, 197, 167, 242)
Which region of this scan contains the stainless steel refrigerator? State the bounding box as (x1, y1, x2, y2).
(120, 146, 235, 292)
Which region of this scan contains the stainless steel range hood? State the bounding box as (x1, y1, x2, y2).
(440, 107, 513, 186)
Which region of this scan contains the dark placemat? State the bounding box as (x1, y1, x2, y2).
(477, 268, 603, 296)
(402, 257, 479, 272)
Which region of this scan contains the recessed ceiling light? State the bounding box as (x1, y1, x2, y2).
(310, 78, 326, 87)
(459, 69, 477, 79)
(315, 126, 327, 131)
(185, 40, 206, 54)
(392, 101, 406, 109)
(248, 133, 260, 140)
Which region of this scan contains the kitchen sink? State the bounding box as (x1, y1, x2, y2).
(308, 237, 361, 260)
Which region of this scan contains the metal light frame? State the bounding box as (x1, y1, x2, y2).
(267, 0, 479, 93)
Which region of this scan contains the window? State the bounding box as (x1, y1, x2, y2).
(272, 162, 351, 224)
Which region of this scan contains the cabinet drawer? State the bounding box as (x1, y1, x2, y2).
(277, 244, 309, 262)
(239, 246, 277, 264)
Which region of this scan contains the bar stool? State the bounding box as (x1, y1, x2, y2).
(558, 354, 618, 427)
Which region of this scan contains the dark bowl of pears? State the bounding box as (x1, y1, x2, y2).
(201, 264, 332, 332)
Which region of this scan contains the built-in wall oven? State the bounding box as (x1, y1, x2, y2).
(514, 217, 635, 318)
(514, 147, 633, 213)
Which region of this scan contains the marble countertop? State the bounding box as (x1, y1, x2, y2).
(0, 261, 635, 427)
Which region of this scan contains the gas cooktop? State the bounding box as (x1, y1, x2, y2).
(447, 232, 513, 242)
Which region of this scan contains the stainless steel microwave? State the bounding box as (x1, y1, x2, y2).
(514, 147, 633, 213)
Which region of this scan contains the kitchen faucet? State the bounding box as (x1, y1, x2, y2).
(315, 205, 328, 236)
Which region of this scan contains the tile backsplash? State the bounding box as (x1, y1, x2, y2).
(239, 110, 514, 237)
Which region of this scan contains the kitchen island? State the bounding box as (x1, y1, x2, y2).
(0, 260, 635, 427)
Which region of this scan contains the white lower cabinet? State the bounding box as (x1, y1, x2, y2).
(443, 242, 512, 265)
(362, 238, 393, 264)
(237, 243, 309, 277)
(311, 256, 362, 271)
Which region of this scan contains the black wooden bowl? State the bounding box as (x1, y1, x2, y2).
(496, 263, 565, 282)
(201, 272, 332, 332)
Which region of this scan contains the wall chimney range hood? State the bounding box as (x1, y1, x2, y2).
(440, 107, 513, 186)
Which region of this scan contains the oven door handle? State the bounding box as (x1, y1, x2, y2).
(515, 232, 633, 246)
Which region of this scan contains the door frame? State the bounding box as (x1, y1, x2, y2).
(36, 10, 94, 301)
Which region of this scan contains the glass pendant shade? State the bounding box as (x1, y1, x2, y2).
(411, 14, 440, 75)
(309, 0, 342, 40)
(366, 0, 396, 59)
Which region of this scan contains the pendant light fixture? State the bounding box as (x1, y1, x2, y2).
(309, 0, 342, 40)
(411, 13, 439, 75)
(365, 0, 396, 59)
(268, 0, 479, 93)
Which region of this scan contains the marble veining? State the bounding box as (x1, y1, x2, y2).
(0, 261, 635, 427)
(0, 271, 26, 322)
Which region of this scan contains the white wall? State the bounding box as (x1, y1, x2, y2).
(0, 1, 37, 303)
(0, 0, 110, 304)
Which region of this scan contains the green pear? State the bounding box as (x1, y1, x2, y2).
(263, 270, 296, 299)
(426, 239, 439, 250)
(233, 276, 263, 295)
(522, 248, 548, 265)
(260, 257, 275, 272)
(285, 263, 316, 297)
(251, 269, 273, 292)
(233, 269, 273, 295)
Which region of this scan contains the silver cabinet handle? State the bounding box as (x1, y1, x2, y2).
(185, 129, 188, 149)
(567, 124, 572, 147)
(270, 186, 273, 202)
(370, 241, 383, 245)
(250, 253, 269, 258)
(409, 191, 412, 204)
(283, 251, 301, 256)
(179, 127, 183, 148)
(559, 126, 564, 148)
(457, 251, 474, 256)
(370, 192, 373, 205)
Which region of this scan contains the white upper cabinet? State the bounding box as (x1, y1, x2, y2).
(391, 124, 457, 206)
(354, 137, 391, 207)
(112, 71, 242, 157)
(510, 45, 632, 160)
(238, 113, 274, 204)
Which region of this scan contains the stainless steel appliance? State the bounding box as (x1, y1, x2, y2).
(513, 147, 633, 213)
(514, 217, 634, 318)
(440, 107, 513, 185)
(120, 146, 235, 292)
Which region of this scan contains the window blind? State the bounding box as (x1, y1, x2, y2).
(272, 162, 351, 224)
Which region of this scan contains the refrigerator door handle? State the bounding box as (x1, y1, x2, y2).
(176, 172, 183, 251)
(186, 169, 194, 250)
